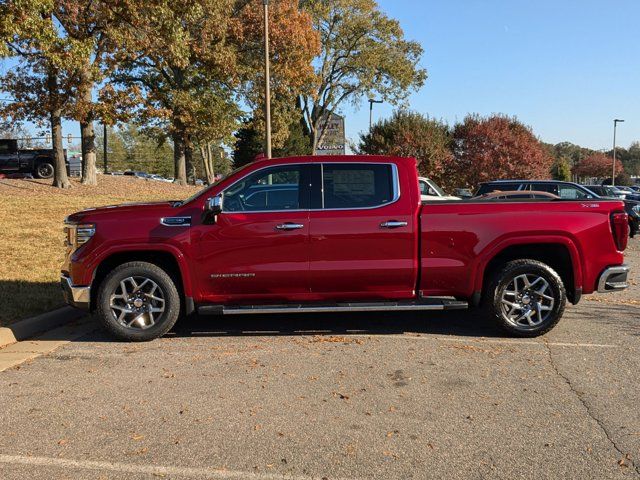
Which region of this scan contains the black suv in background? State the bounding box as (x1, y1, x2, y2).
(476, 180, 639, 237)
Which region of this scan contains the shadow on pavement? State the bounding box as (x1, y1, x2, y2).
(28, 309, 508, 344)
(167, 309, 506, 339)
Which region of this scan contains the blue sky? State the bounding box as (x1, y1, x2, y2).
(344, 0, 640, 151)
(2, 0, 639, 151)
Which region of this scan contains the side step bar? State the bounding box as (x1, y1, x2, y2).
(197, 298, 468, 316)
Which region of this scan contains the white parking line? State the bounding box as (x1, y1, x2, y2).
(347, 334, 617, 348)
(0, 454, 358, 480)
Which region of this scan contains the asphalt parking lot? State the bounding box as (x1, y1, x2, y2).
(0, 244, 639, 479)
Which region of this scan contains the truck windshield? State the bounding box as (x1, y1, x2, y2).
(175, 165, 249, 207)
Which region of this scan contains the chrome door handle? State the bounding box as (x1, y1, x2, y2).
(380, 220, 408, 229)
(275, 223, 304, 231)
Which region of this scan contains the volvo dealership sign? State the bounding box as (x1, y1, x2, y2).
(314, 113, 345, 156)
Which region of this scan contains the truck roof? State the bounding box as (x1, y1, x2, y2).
(251, 154, 417, 167)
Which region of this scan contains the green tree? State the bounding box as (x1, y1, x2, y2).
(358, 110, 452, 188)
(232, 121, 263, 168)
(96, 124, 174, 177)
(551, 156, 572, 181)
(233, 116, 312, 168)
(300, 0, 426, 152)
(607, 141, 640, 176)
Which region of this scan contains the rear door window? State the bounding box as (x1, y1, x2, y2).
(321, 163, 395, 209)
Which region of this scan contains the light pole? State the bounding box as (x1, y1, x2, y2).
(368, 98, 382, 132)
(103, 122, 108, 174)
(612, 119, 624, 186)
(263, 0, 272, 159)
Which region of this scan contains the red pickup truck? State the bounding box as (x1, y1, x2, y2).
(61, 155, 630, 341)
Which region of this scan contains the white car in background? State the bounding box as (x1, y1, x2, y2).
(419, 177, 460, 201)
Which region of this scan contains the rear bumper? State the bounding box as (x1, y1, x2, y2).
(61, 274, 90, 310)
(597, 265, 630, 293)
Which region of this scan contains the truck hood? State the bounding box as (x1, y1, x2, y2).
(66, 201, 178, 223)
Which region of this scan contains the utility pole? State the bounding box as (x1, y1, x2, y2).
(368, 99, 383, 132)
(612, 119, 624, 186)
(263, 0, 272, 159)
(103, 123, 108, 174)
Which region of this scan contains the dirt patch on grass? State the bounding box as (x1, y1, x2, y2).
(0, 176, 201, 326)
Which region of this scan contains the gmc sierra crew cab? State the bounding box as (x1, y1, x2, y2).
(61, 155, 631, 341)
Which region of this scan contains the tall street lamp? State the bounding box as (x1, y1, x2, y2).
(612, 119, 624, 186)
(368, 98, 383, 132)
(263, 0, 272, 159)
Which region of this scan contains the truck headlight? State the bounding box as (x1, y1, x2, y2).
(64, 219, 96, 249)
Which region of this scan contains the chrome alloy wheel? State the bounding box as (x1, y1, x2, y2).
(109, 276, 165, 329)
(500, 273, 555, 329)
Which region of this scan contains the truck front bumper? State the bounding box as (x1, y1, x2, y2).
(61, 274, 90, 311)
(597, 265, 630, 293)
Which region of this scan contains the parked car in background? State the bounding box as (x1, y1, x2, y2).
(149, 174, 170, 182)
(476, 180, 638, 237)
(613, 186, 640, 202)
(475, 190, 559, 201)
(629, 185, 640, 193)
(67, 154, 82, 177)
(585, 185, 626, 199)
(124, 171, 150, 179)
(584, 185, 640, 237)
(0, 138, 65, 179)
(62, 155, 629, 342)
(418, 177, 460, 201)
(454, 188, 473, 199)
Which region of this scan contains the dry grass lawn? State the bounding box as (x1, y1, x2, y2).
(0, 175, 200, 326)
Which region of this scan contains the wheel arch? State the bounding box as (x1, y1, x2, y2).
(475, 239, 582, 305)
(89, 249, 194, 314)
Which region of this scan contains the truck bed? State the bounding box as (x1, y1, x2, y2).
(419, 199, 626, 299)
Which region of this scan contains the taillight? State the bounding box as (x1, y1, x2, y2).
(611, 212, 629, 251)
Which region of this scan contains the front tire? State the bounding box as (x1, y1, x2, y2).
(96, 261, 181, 341)
(484, 259, 566, 337)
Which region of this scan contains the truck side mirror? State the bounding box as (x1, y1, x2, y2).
(203, 195, 222, 224)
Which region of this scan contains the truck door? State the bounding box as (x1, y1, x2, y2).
(308, 162, 418, 301)
(194, 163, 312, 304)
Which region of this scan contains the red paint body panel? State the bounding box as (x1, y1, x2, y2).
(193, 210, 310, 303)
(419, 201, 625, 296)
(307, 157, 420, 301)
(61, 155, 627, 309)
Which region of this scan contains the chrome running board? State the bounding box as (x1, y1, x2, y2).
(198, 298, 468, 316)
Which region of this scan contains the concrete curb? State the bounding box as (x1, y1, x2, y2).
(0, 306, 87, 349)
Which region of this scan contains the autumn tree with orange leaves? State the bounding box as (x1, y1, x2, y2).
(110, 0, 318, 185)
(358, 110, 453, 188)
(573, 152, 622, 179)
(0, 0, 84, 188)
(449, 114, 554, 189)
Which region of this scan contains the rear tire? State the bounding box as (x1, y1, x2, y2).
(96, 261, 181, 341)
(483, 259, 566, 337)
